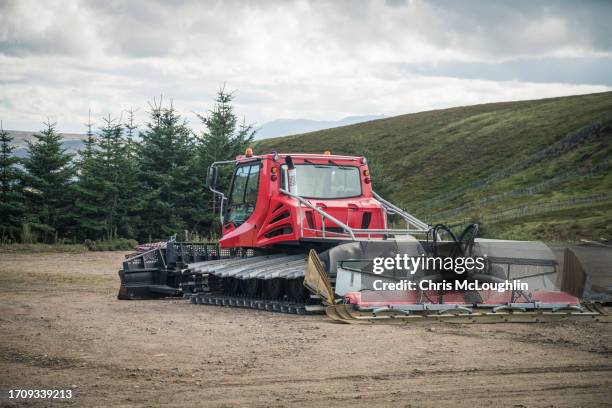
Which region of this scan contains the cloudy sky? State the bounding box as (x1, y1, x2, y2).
(1, 0, 611, 133)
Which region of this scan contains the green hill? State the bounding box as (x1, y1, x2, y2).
(256, 91, 612, 242)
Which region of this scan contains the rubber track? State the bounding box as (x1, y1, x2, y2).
(186, 293, 311, 315)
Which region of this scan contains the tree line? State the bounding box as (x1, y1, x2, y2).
(0, 88, 254, 244)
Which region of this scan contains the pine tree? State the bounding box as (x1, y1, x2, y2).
(115, 112, 142, 239)
(138, 98, 200, 240)
(81, 109, 96, 160)
(196, 87, 256, 167)
(195, 87, 256, 237)
(22, 121, 74, 243)
(97, 115, 124, 240)
(0, 122, 25, 242)
(74, 114, 142, 241)
(124, 108, 138, 147)
(73, 114, 110, 241)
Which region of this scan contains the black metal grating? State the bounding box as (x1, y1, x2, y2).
(123, 248, 167, 271)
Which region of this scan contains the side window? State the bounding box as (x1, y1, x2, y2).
(244, 165, 260, 204)
(228, 166, 249, 207)
(226, 164, 260, 226)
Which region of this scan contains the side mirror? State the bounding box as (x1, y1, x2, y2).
(206, 166, 218, 188)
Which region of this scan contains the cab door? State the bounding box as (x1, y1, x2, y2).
(222, 163, 261, 246)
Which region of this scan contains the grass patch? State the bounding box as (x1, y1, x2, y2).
(0, 243, 89, 254)
(256, 91, 612, 241)
(0, 238, 138, 253)
(87, 238, 138, 251)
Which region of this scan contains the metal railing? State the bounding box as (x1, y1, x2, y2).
(372, 192, 430, 231)
(280, 188, 430, 241)
(280, 188, 357, 240)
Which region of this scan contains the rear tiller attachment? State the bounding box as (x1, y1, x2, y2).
(304, 249, 611, 324)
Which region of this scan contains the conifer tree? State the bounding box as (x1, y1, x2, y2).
(72, 111, 99, 241)
(124, 108, 138, 147)
(81, 109, 96, 160)
(97, 115, 124, 240)
(74, 114, 142, 241)
(0, 122, 25, 242)
(196, 87, 256, 167)
(74, 114, 110, 241)
(22, 121, 74, 243)
(115, 113, 142, 239)
(196, 87, 256, 236)
(138, 98, 200, 240)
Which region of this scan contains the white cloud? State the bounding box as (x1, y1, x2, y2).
(0, 0, 610, 133)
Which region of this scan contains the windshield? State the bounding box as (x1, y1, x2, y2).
(284, 164, 362, 199)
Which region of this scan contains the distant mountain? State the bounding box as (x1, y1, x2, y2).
(12, 140, 85, 158)
(6, 129, 84, 147)
(6, 130, 86, 158)
(255, 115, 385, 139)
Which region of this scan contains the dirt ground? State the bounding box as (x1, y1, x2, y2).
(0, 251, 611, 407)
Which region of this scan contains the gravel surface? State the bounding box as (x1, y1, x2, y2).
(0, 251, 610, 407)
